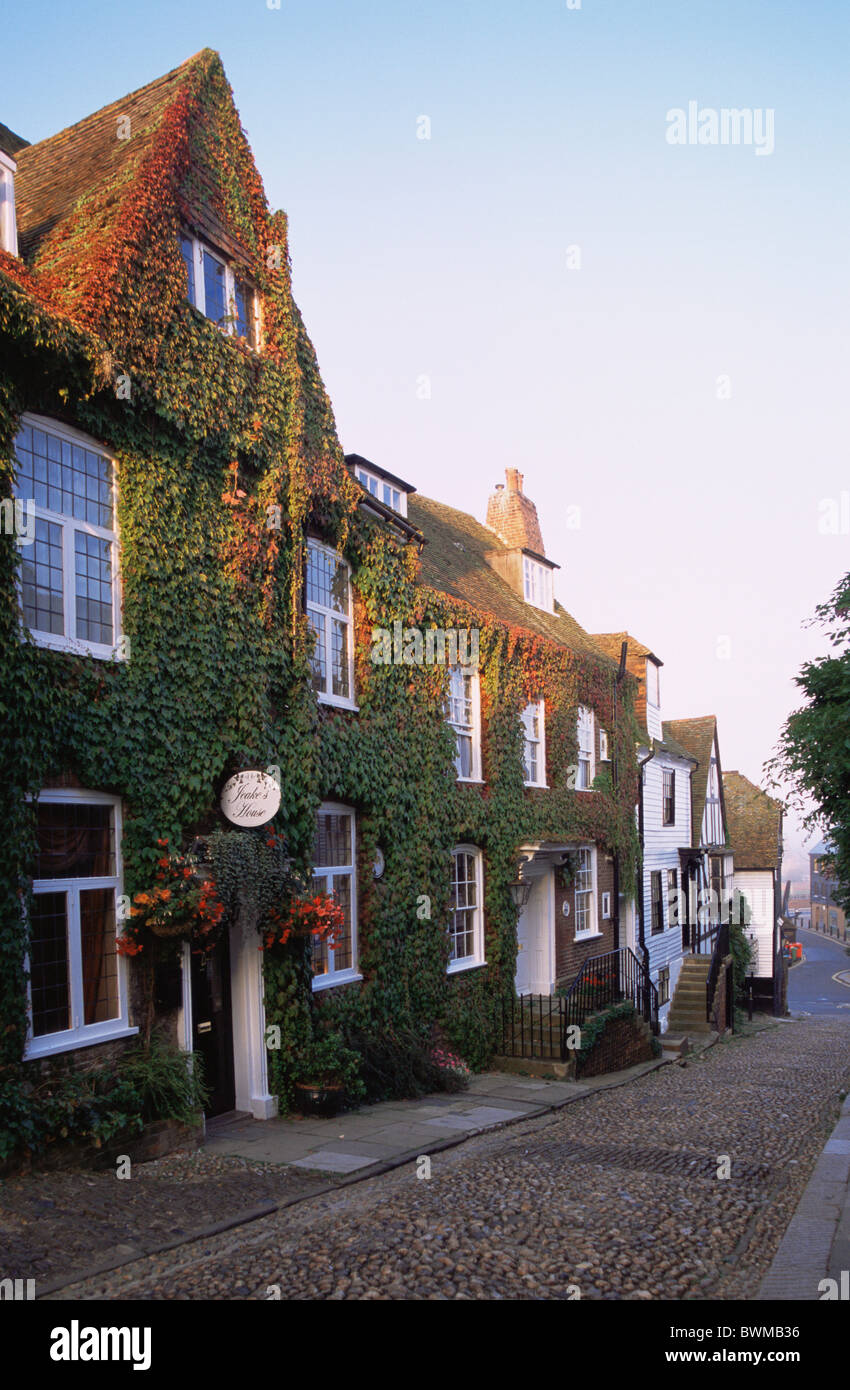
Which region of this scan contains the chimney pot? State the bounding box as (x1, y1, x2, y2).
(506, 468, 522, 494)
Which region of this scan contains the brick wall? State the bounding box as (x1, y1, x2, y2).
(0, 1117, 203, 1178)
(576, 1010, 653, 1078)
(555, 849, 616, 982)
(24, 1035, 138, 1083)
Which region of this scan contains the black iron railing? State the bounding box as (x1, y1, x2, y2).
(559, 947, 659, 1041)
(496, 948, 660, 1062)
(497, 993, 565, 1062)
(686, 919, 721, 955)
(705, 921, 730, 1025)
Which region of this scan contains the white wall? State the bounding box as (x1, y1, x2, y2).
(734, 870, 776, 978)
(643, 751, 693, 1028)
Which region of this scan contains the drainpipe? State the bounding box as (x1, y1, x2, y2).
(636, 745, 654, 971)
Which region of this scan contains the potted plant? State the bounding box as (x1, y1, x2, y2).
(293, 1033, 365, 1117)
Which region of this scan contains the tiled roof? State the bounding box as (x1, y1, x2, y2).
(722, 771, 783, 869)
(408, 493, 618, 665)
(663, 716, 720, 846)
(656, 729, 698, 764)
(15, 58, 193, 263)
(593, 632, 661, 664)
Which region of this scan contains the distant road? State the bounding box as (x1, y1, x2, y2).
(788, 926, 850, 1017)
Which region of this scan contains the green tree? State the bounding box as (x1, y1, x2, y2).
(767, 572, 850, 913)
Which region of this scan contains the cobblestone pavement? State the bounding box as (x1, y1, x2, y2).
(42, 1017, 850, 1301)
(0, 1151, 337, 1288)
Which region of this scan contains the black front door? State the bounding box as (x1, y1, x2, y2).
(190, 931, 236, 1117)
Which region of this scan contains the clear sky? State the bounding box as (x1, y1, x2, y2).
(5, 0, 849, 886)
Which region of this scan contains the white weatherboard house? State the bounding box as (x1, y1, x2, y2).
(663, 715, 735, 938)
(722, 771, 784, 1010)
(591, 634, 696, 1032)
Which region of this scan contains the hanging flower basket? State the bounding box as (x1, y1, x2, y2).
(258, 891, 345, 953)
(117, 840, 226, 960)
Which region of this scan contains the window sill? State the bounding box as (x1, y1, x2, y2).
(524, 781, 549, 791)
(447, 958, 487, 975)
(316, 694, 359, 713)
(574, 931, 604, 943)
(25, 1023, 139, 1061)
(28, 630, 126, 662)
(311, 969, 363, 993)
(456, 777, 485, 786)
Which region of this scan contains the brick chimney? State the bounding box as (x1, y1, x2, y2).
(486, 469, 545, 554)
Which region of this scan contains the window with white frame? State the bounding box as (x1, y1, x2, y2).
(522, 555, 554, 613)
(663, 769, 676, 825)
(306, 540, 355, 707)
(355, 466, 406, 517)
(576, 706, 595, 789)
(521, 699, 546, 787)
(179, 231, 260, 349)
(646, 660, 660, 708)
(11, 416, 122, 659)
(310, 804, 359, 989)
(448, 847, 485, 971)
(601, 891, 611, 919)
(26, 791, 134, 1057)
(447, 664, 482, 781)
(599, 728, 609, 762)
(574, 846, 596, 936)
(0, 150, 18, 256)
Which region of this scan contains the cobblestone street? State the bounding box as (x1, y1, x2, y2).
(40, 1017, 850, 1301)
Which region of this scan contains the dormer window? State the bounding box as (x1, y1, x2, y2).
(179, 232, 259, 349)
(355, 466, 406, 517)
(0, 150, 18, 256)
(522, 555, 554, 613)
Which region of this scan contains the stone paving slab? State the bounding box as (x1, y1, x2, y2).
(290, 1150, 375, 1173)
(757, 1092, 850, 1300)
(202, 1073, 590, 1172)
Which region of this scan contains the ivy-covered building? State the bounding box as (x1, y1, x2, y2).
(0, 51, 646, 1134)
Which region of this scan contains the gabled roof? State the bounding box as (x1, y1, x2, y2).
(408, 493, 618, 665)
(722, 771, 783, 870)
(15, 60, 191, 264)
(8, 49, 269, 342)
(656, 728, 698, 764)
(663, 716, 724, 847)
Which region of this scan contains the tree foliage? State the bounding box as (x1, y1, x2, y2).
(767, 572, 850, 911)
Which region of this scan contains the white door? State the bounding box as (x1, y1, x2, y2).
(515, 871, 553, 995)
(620, 895, 637, 955)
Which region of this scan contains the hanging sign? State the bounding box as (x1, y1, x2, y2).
(220, 771, 281, 827)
